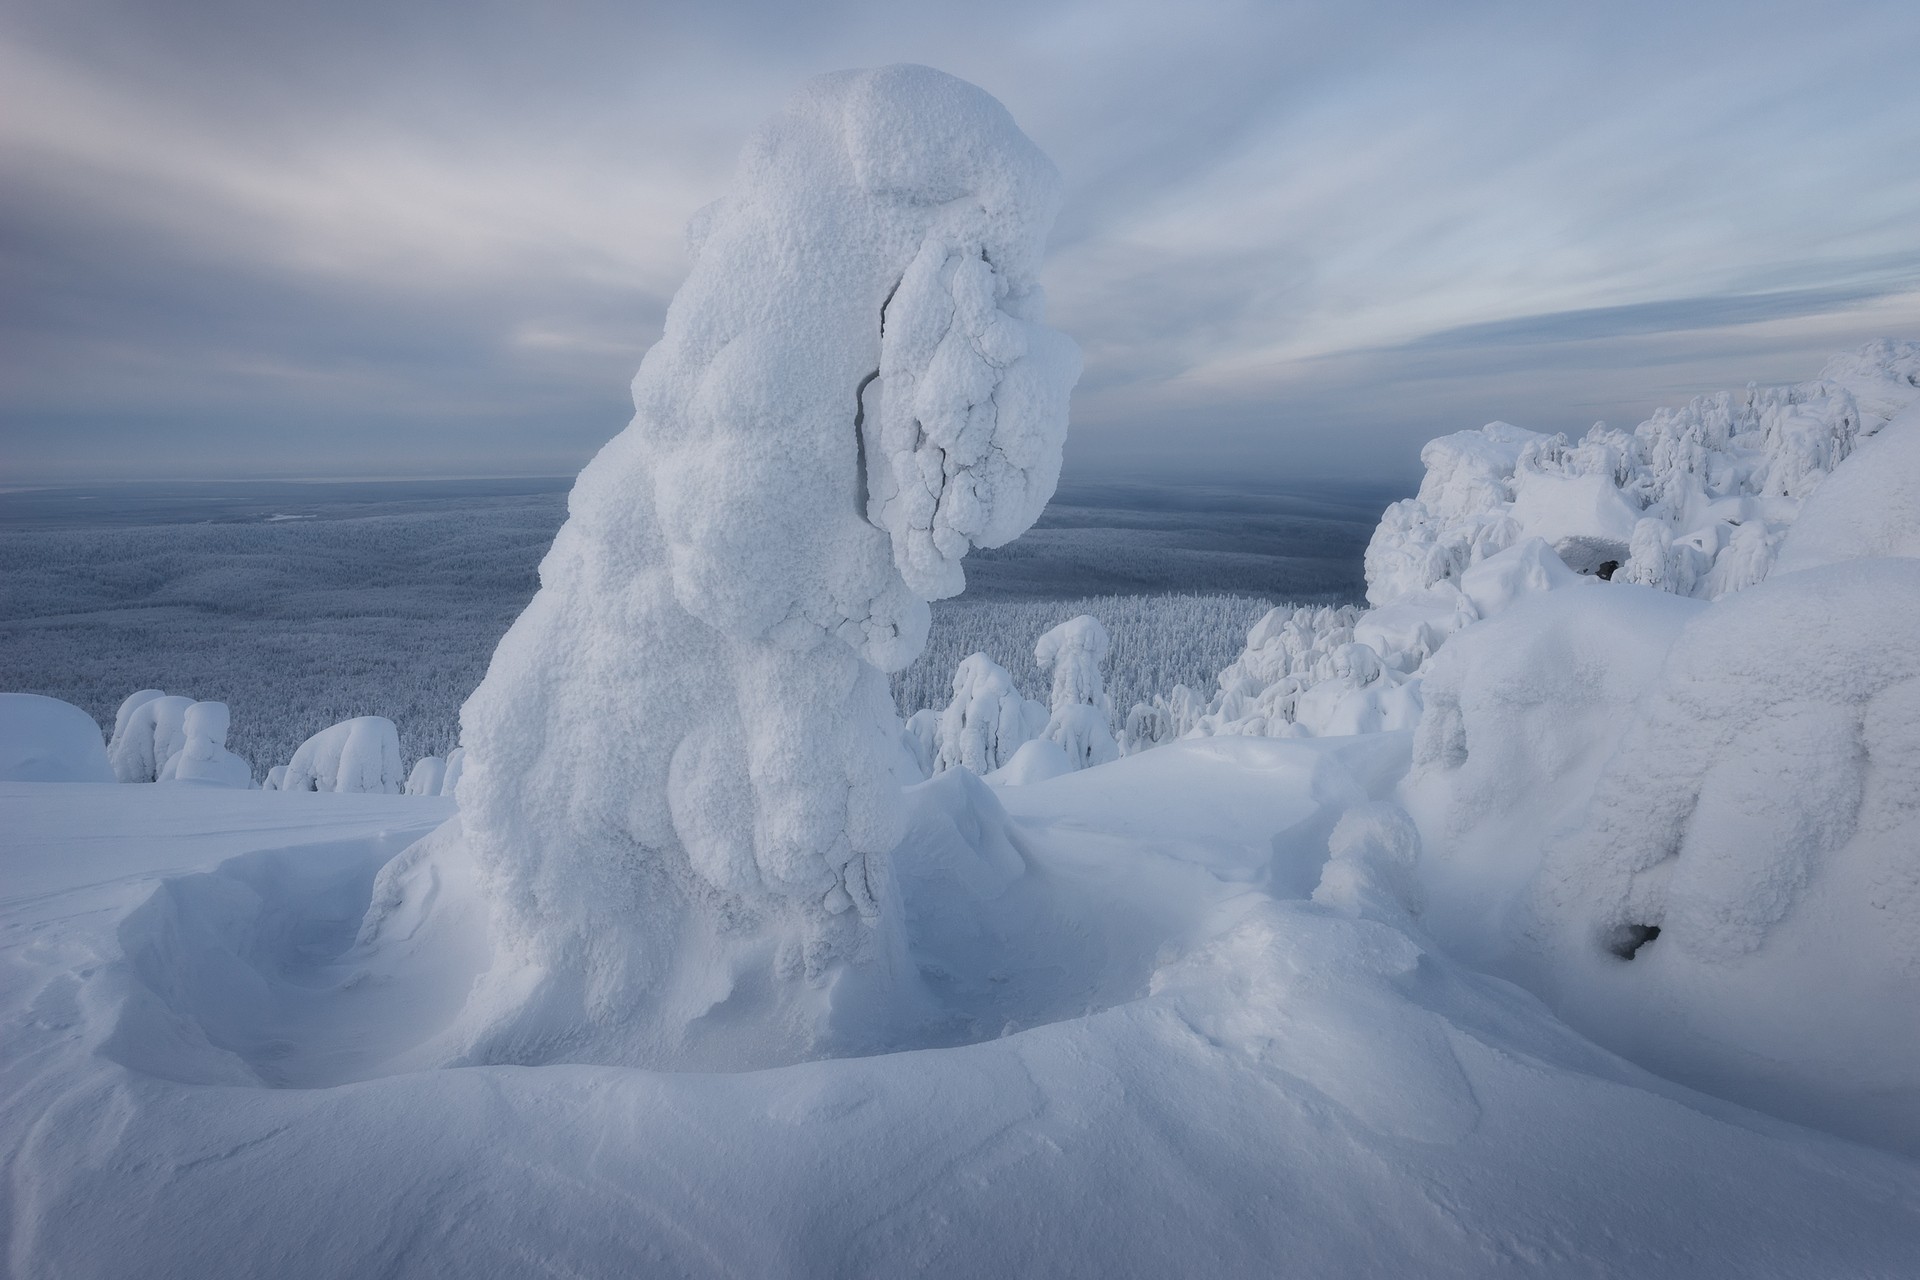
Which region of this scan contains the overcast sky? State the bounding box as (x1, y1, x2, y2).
(4, 0, 1918, 486)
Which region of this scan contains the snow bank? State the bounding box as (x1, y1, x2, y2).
(1774, 398, 1920, 573)
(1033, 614, 1117, 769)
(155, 701, 251, 788)
(361, 65, 1079, 1069)
(1515, 557, 1920, 1147)
(275, 717, 405, 794)
(0, 692, 114, 782)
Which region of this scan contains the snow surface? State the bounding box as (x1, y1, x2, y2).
(9, 744, 1920, 1276)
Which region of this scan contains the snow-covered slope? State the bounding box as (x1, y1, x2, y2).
(8, 745, 1920, 1277)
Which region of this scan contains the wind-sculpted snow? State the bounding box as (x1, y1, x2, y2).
(1516, 558, 1920, 1148)
(358, 66, 1079, 1069)
(1392, 402, 1920, 1151)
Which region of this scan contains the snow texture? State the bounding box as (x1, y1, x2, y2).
(274, 716, 405, 794)
(1033, 614, 1118, 768)
(360, 65, 1078, 1069)
(0, 693, 113, 783)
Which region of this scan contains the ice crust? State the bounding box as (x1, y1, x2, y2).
(360, 66, 1079, 1068)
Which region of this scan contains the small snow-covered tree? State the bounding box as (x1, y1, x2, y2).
(1034, 615, 1117, 769)
(405, 754, 448, 797)
(156, 701, 251, 788)
(357, 65, 1079, 1069)
(275, 717, 404, 794)
(107, 691, 194, 783)
(933, 653, 1047, 775)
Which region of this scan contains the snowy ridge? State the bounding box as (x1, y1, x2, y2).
(1152, 340, 1920, 745)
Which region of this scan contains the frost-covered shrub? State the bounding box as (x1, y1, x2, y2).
(933, 654, 1047, 775)
(1033, 615, 1117, 769)
(274, 716, 404, 793)
(107, 691, 194, 783)
(155, 701, 251, 788)
(0, 693, 114, 783)
(359, 66, 1079, 1069)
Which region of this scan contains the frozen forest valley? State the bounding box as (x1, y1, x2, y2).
(6, 65, 1920, 1278)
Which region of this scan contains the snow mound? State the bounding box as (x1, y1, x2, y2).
(0, 693, 113, 782)
(1519, 557, 1920, 1148)
(1774, 398, 1920, 573)
(1400, 583, 1704, 966)
(274, 717, 404, 794)
(360, 65, 1078, 1070)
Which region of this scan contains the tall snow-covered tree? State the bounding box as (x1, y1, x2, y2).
(360, 65, 1079, 1068)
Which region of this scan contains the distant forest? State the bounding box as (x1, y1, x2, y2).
(0, 478, 1389, 772)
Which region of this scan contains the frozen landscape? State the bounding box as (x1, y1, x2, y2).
(7, 56, 1920, 1280)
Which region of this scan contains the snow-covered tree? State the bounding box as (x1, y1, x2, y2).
(1034, 615, 1117, 769)
(405, 755, 448, 797)
(273, 717, 404, 793)
(156, 701, 251, 788)
(932, 653, 1047, 775)
(107, 691, 194, 783)
(359, 65, 1079, 1068)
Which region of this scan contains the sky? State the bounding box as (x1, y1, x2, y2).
(3, 0, 1918, 486)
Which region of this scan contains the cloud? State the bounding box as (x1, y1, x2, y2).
(3, 0, 1919, 481)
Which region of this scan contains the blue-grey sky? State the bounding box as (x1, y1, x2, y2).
(4, 0, 1918, 485)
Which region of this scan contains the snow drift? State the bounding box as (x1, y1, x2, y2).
(360, 65, 1080, 1069)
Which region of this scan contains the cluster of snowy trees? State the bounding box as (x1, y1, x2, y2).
(0, 684, 433, 795)
(1122, 340, 1920, 748)
(905, 613, 1120, 784)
